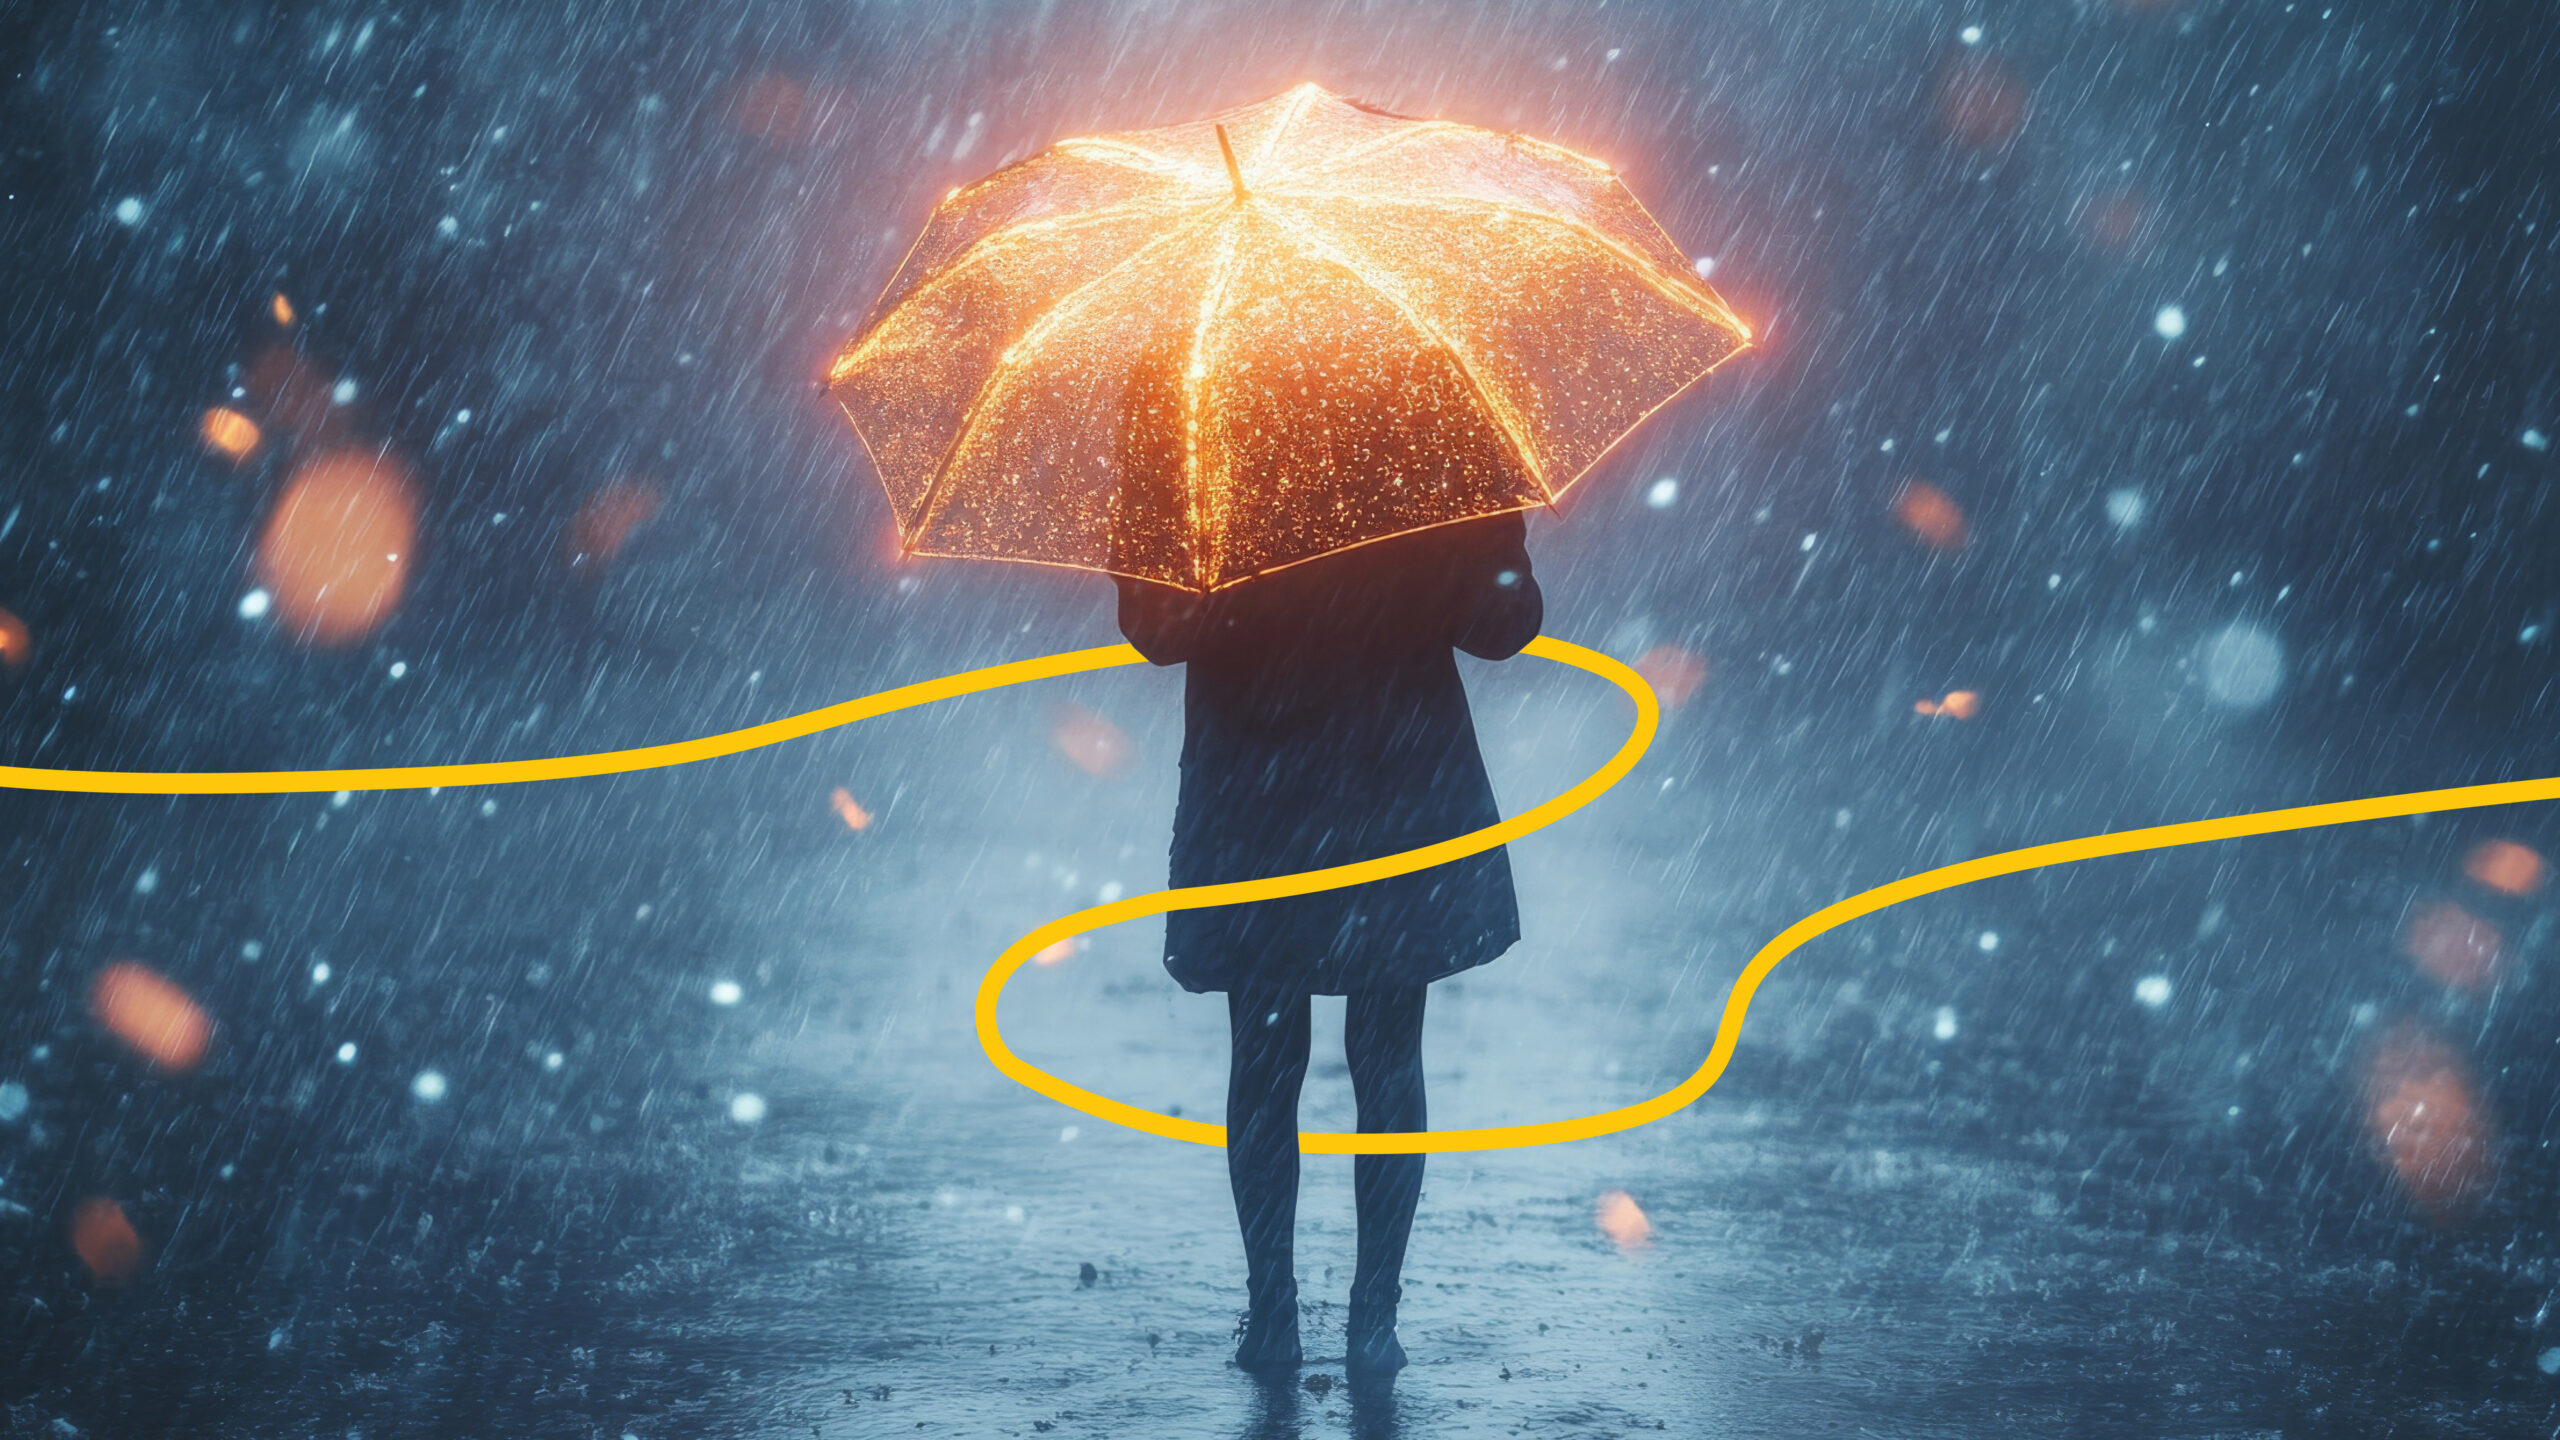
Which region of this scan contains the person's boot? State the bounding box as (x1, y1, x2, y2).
(1344, 1284, 1406, 1378)
(1232, 1279, 1301, 1371)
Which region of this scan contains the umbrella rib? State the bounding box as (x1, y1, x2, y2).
(1313, 191, 1748, 336)
(1270, 119, 1469, 183)
(1182, 216, 1249, 589)
(1259, 206, 1551, 501)
(1249, 84, 1323, 170)
(906, 211, 1225, 545)
(832, 198, 1193, 380)
(1051, 137, 1214, 183)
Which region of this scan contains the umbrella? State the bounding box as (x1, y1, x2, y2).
(827, 81, 1751, 592)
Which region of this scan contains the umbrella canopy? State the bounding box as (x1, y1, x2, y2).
(827, 82, 1751, 592)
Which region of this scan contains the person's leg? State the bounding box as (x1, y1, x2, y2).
(1227, 983, 1311, 1365)
(1344, 984, 1427, 1370)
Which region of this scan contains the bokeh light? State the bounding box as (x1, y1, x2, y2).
(1595, 1189, 1651, 1251)
(2401, 900, 2503, 995)
(2079, 186, 2153, 257)
(198, 407, 263, 464)
(88, 962, 212, 1072)
(1892, 481, 1967, 550)
(71, 1197, 145, 1286)
(1051, 703, 1132, 778)
(563, 481, 662, 571)
(2462, 839, 2545, 897)
(1936, 54, 2028, 149)
(0, 607, 31, 676)
(240, 344, 346, 445)
(2199, 623, 2285, 710)
(253, 448, 417, 647)
(1632, 644, 1707, 709)
(2362, 1020, 2497, 1223)
(727, 73, 851, 148)
(829, 786, 873, 831)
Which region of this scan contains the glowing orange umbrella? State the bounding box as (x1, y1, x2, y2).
(826, 82, 1751, 592)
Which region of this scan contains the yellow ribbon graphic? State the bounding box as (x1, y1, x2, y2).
(9, 636, 2552, 1154)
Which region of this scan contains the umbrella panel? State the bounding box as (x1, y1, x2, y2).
(830, 84, 1751, 592)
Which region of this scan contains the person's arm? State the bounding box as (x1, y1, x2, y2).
(1453, 510, 1543, 660)
(1115, 574, 1212, 665)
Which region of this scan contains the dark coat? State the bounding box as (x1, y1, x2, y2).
(1113, 511, 1543, 996)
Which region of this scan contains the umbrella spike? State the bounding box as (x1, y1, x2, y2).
(1214, 124, 1248, 203)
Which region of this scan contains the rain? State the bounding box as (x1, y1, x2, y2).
(3, 0, 2558, 1435)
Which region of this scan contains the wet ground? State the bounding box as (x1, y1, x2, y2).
(703, 825, 2558, 1440)
(10, 662, 2560, 1438)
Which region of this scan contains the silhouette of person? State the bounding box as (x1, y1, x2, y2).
(1106, 345, 1543, 1378)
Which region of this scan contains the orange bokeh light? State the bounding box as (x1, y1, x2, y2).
(0, 607, 30, 676)
(733, 74, 808, 141)
(89, 961, 213, 1071)
(727, 74, 851, 147)
(1051, 704, 1132, 778)
(1937, 54, 2029, 149)
(253, 448, 417, 647)
(2401, 900, 2504, 994)
(2080, 187, 2153, 257)
(1632, 645, 1708, 710)
(829, 786, 873, 832)
(271, 291, 296, 327)
(240, 344, 343, 443)
(1595, 1189, 1651, 1251)
(72, 1197, 146, 1285)
(200, 407, 263, 464)
(563, 481, 662, 570)
(2362, 1020, 2496, 1223)
(1033, 938, 1077, 966)
(2463, 839, 2545, 897)
(1893, 481, 1968, 550)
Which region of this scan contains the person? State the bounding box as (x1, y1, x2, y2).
(1111, 506, 1543, 1379)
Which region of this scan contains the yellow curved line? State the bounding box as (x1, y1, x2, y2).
(975, 636, 1658, 1149)
(969, 652, 2560, 1154)
(10, 639, 2558, 1157)
(0, 644, 1149, 795)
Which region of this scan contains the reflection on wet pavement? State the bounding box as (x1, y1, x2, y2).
(9, 684, 2558, 1437)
